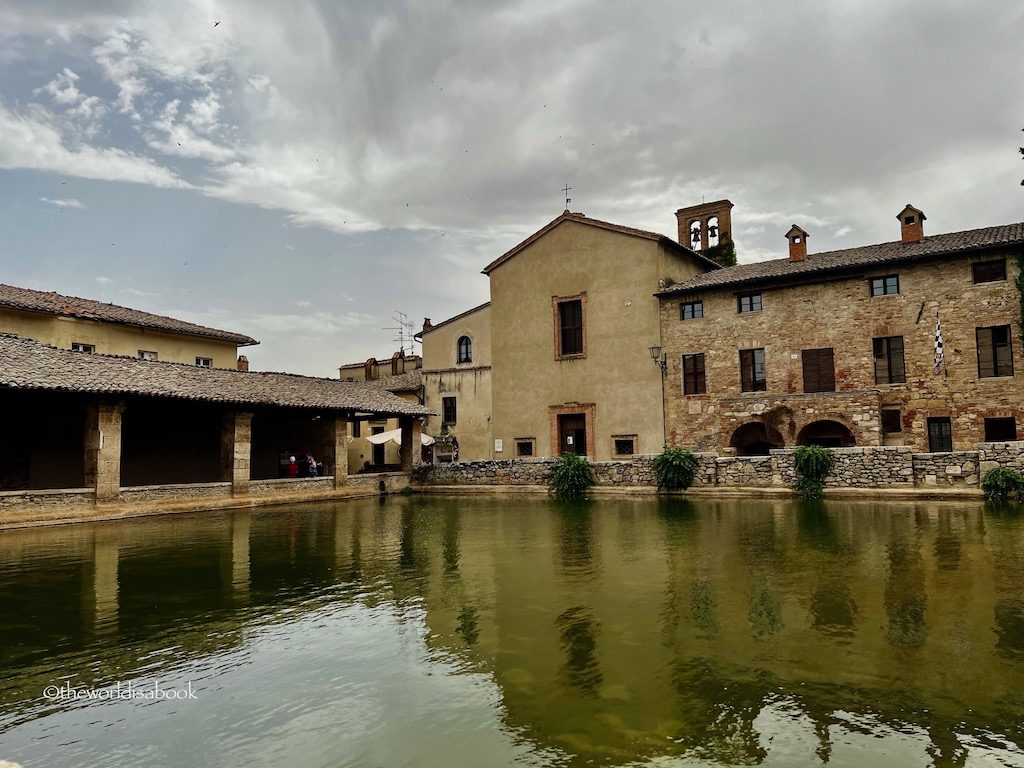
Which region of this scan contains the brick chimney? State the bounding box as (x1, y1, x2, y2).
(785, 225, 809, 262)
(898, 204, 926, 243)
(237, 355, 249, 372)
(675, 199, 734, 265)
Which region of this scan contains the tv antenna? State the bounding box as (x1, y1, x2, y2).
(383, 311, 417, 355)
(562, 183, 572, 210)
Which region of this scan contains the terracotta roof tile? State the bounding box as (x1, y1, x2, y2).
(0, 334, 431, 416)
(658, 222, 1024, 295)
(363, 369, 423, 393)
(0, 284, 258, 346)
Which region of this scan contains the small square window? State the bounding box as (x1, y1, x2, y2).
(613, 436, 636, 456)
(195, 357, 213, 368)
(515, 438, 535, 457)
(138, 350, 158, 361)
(71, 342, 95, 354)
(738, 292, 762, 313)
(870, 275, 900, 296)
(442, 396, 457, 426)
(985, 417, 1017, 442)
(972, 259, 1007, 284)
(680, 300, 703, 320)
(881, 409, 902, 433)
(904, 216, 915, 225)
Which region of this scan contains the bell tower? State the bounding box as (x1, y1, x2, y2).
(676, 199, 735, 265)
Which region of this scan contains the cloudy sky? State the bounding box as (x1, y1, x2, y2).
(0, 0, 1021, 376)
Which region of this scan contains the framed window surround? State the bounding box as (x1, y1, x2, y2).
(552, 293, 587, 360)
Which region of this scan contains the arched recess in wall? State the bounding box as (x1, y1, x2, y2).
(729, 421, 785, 456)
(797, 420, 855, 448)
(457, 335, 472, 364)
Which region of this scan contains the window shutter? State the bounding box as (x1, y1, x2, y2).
(977, 327, 995, 378)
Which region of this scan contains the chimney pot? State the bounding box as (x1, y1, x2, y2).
(237, 355, 249, 372)
(898, 204, 926, 243)
(785, 225, 809, 262)
(422, 318, 432, 332)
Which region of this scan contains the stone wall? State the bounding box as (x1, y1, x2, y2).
(119, 481, 233, 503)
(0, 488, 94, 509)
(415, 442, 1024, 492)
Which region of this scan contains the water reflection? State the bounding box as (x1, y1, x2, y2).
(1, 496, 1023, 767)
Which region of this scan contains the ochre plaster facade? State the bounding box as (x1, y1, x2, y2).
(0, 307, 242, 368)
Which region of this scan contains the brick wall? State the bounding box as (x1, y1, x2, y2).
(660, 251, 1023, 452)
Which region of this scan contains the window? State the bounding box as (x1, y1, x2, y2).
(873, 336, 906, 384)
(927, 417, 953, 453)
(977, 325, 1013, 378)
(613, 436, 637, 457)
(515, 438, 535, 457)
(351, 419, 361, 438)
(904, 215, 915, 225)
(195, 357, 213, 368)
(138, 350, 158, 361)
(442, 396, 457, 426)
(985, 417, 1017, 442)
(682, 353, 707, 395)
(680, 300, 703, 320)
(457, 335, 472, 363)
(739, 348, 766, 392)
(972, 259, 1006, 284)
(870, 275, 900, 296)
(881, 409, 902, 433)
(801, 348, 835, 393)
(555, 297, 585, 357)
(738, 292, 762, 313)
(71, 342, 95, 353)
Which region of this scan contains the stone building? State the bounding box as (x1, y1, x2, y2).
(0, 283, 258, 369)
(657, 206, 1024, 453)
(338, 351, 423, 471)
(419, 211, 718, 461)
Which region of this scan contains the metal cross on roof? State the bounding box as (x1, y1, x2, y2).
(562, 183, 572, 209)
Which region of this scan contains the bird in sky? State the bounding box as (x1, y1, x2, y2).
(214, 21, 221, 27)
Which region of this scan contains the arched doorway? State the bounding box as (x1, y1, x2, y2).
(729, 422, 784, 456)
(797, 420, 855, 448)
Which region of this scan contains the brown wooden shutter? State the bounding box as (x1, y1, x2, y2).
(802, 348, 835, 393)
(977, 327, 995, 377)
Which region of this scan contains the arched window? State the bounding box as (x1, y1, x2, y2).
(689, 220, 702, 249)
(457, 336, 472, 363)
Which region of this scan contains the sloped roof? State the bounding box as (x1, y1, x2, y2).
(0, 284, 258, 346)
(658, 222, 1024, 295)
(481, 211, 721, 274)
(363, 368, 423, 393)
(417, 302, 491, 337)
(0, 334, 431, 416)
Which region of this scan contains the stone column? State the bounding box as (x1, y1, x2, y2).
(84, 401, 125, 502)
(321, 416, 349, 488)
(220, 412, 253, 496)
(399, 416, 421, 471)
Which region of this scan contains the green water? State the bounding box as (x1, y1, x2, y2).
(1, 496, 1023, 767)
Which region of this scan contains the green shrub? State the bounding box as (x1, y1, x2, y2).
(981, 466, 1024, 503)
(550, 452, 595, 501)
(653, 447, 699, 491)
(793, 445, 834, 500)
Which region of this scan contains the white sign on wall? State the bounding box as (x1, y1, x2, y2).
(494, 439, 503, 452)
(566, 436, 574, 445)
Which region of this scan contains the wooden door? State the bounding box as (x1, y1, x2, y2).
(558, 414, 587, 456)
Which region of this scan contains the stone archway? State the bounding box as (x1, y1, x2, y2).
(797, 419, 855, 448)
(729, 421, 785, 457)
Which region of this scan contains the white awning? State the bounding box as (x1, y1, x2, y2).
(365, 428, 435, 446)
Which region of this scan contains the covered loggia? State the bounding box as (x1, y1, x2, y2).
(0, 389, 88, 490)
(119, 398, 224, 486)
(250, 408, 341, 480)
